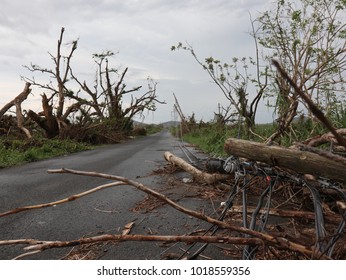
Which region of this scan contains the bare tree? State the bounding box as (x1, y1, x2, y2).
(22, 28, 164, 141)
(70, 51, 164, 131)
(256, 0, 346, 142)
(23, 27, 79, 138)
(171, 39, 268, 136)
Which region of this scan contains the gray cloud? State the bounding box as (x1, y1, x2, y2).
(0, 0, 273, 123)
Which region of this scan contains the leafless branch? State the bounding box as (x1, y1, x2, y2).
(0, 181, 125, 218)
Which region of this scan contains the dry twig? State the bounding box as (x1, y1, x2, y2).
(0, 181, 125, 218)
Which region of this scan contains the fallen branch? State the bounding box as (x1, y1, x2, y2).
(0, 181, 125, 218)
(46, 168, 329, 259)
(1, 235, 262, 259)
(164, 151, 231, 184)
(0, 82, 32, 139)
(303, 129, 346, 148)
(15, 234, 262, 252)
(0, 82, 32, 118)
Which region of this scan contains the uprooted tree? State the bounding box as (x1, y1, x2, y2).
(5, 27, 163, 142)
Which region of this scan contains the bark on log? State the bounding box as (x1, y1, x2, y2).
(224, 138, 346, 183)
(164, 151, 231, 184)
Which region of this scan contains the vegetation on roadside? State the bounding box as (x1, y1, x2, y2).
(175, 114, 345, 157)
(0, 123, 163, 168)
(171, 0, 346, 154)
(1, 0, 346, 166)
(0, 28, 164, 146)
(0, 27, 165, 168)
(0, 137, 91, 168)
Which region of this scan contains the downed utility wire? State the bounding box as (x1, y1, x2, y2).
(0, 161, 340, 259)
(46, 168, 330, 258)
(243, 174, 276, 260)
(183, 152, 346, 259)
(179, 177, 240, 260)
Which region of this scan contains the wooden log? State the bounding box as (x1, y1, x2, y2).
(164, 151, 231, 184)
(224, 138, 346, 183)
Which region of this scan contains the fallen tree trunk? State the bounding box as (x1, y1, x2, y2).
(224, 138, 346, 183)
(164, 151, 231, 184)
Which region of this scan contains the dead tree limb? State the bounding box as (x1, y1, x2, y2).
(303, 129, 346, 152)
(224, 138, 346, 183)
(0, 182, 125, 218)
(164, 151, 231, 184)
(15, 97, 32, 139)
(0, 82, 32, 138)
(15, 234, 262, 253)
(272, 59, 346, 149)
(46, 168, 330, 259)
(0, 83, 31, 118)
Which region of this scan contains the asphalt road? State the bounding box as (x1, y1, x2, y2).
(0, 130, 226, 260)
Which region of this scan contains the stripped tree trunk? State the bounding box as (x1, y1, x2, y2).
(224, 138, 346, 183)
(0, 82, 32, 139)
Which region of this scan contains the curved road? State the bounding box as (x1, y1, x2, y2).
(0, 130, 223, 260)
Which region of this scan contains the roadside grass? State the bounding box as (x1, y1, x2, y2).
(0, 124, 164, 168)
(179, 119, 331, 157)
(182, 126, 235, 157)
(0, 137, 91, 168)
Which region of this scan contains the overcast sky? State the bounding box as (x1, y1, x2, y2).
(0, 0, 274, 124)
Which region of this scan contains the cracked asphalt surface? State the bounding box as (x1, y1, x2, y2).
(0, 130, 229, 260)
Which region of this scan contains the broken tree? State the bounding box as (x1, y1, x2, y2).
(0, 82, 32, 139)
(224, 138, 346, 183)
